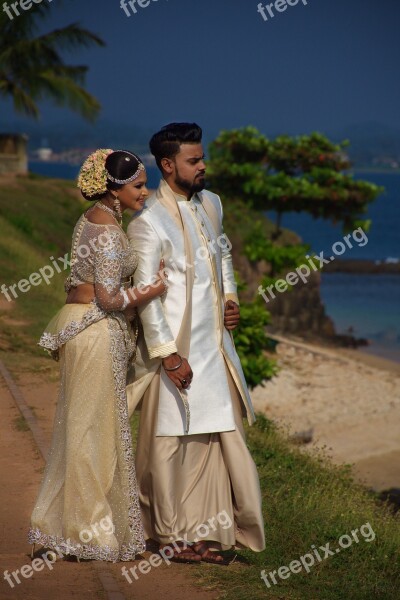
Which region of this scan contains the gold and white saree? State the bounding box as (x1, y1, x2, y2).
(28, 215, 145, 562)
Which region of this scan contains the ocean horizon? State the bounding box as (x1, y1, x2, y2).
(28, 161, 162, 191)
(29, 162, 400, 363)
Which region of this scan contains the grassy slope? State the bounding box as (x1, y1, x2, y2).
(0, 174, 83, 351)
(195, 416, 399, 600)
(1, 175, 399, 599)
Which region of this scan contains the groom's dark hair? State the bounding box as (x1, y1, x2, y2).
(149, 122, 202, 171)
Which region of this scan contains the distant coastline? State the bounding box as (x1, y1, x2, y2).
(324, 258, 400, 274)
(27, 161, 400, 178)
(351, 167, 400, 175)
(28, 161, 162, 189)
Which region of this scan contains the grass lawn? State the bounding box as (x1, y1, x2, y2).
(130, 412, 399, 599)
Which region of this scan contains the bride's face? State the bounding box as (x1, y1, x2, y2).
(117, 171, 149, 212)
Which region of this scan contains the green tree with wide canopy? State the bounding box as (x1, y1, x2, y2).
(208, 127, 383, 237)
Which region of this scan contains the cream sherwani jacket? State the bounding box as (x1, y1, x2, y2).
(126, 179, 255, 436)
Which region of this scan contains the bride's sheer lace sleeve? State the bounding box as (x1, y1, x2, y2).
(93, 225, 128, 311)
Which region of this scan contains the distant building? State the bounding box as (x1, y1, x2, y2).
(37, 147, 53, 161)
(0, 133, 28, 175)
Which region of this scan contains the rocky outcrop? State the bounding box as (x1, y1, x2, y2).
(258, 269, 337, 339)
(232, 243, 334, 333)
(232, 247, 368, 346)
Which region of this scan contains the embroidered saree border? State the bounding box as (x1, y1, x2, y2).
(30, 307, 144, 561)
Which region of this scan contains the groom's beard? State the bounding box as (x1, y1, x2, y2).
(175, 167, 206, 196)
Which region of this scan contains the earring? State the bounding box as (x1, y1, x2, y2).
(113, 195, 122, 222)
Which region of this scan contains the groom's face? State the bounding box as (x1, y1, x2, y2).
(172, 143, 206, 195)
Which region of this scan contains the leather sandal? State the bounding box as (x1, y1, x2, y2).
(192, 542, 231, 566)
(159, 541, 201, 563)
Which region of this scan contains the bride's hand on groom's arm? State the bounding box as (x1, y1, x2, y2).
(127, 259, 168, 306)
(153, 258, 169, 297)
(162, 354, 193, 390)
(124, 306, 137, 321)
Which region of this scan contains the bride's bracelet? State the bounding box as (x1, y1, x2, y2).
(163, 355, 182, 371)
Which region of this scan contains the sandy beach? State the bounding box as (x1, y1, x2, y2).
(251, 335, 400, 492)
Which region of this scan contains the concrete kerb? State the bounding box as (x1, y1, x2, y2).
(0, 359, 48, 461)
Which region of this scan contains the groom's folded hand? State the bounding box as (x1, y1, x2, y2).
(224, 300, 240, 330)
(162, 353, 193, 390)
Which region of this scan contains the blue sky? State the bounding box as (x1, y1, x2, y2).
(3, 0, 400, 143)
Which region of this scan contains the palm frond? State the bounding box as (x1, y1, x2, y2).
(0, 3, 51, 41)
(30, 69, 101, 121)
(0, 76, 39, 118)
(35, 23, 106, 52)
(0, 6, 105, 121)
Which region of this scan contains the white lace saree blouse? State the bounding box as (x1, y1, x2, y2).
(64, 214, 138, 311)
(39, 213, 138, 360)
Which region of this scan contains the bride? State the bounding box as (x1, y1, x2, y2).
(28, 149, 167, 562)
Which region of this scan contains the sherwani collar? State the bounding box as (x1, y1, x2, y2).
(157, 179, 220, 234)
(156, 179, 199, 227)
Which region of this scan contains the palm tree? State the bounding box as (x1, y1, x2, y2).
(0, 3, 105, 121)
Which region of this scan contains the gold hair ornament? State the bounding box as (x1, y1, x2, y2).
(77, 148, 114, 198)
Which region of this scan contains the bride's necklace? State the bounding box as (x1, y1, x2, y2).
(95, 201, 122, 225)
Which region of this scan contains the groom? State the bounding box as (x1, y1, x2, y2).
(127, 123, 265, 563)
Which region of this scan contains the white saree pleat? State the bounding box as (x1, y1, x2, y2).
(28, 304, 145, 562)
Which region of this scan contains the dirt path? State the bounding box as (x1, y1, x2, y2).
(252, 335, 400, 491)
(0, 357, 219, 600)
